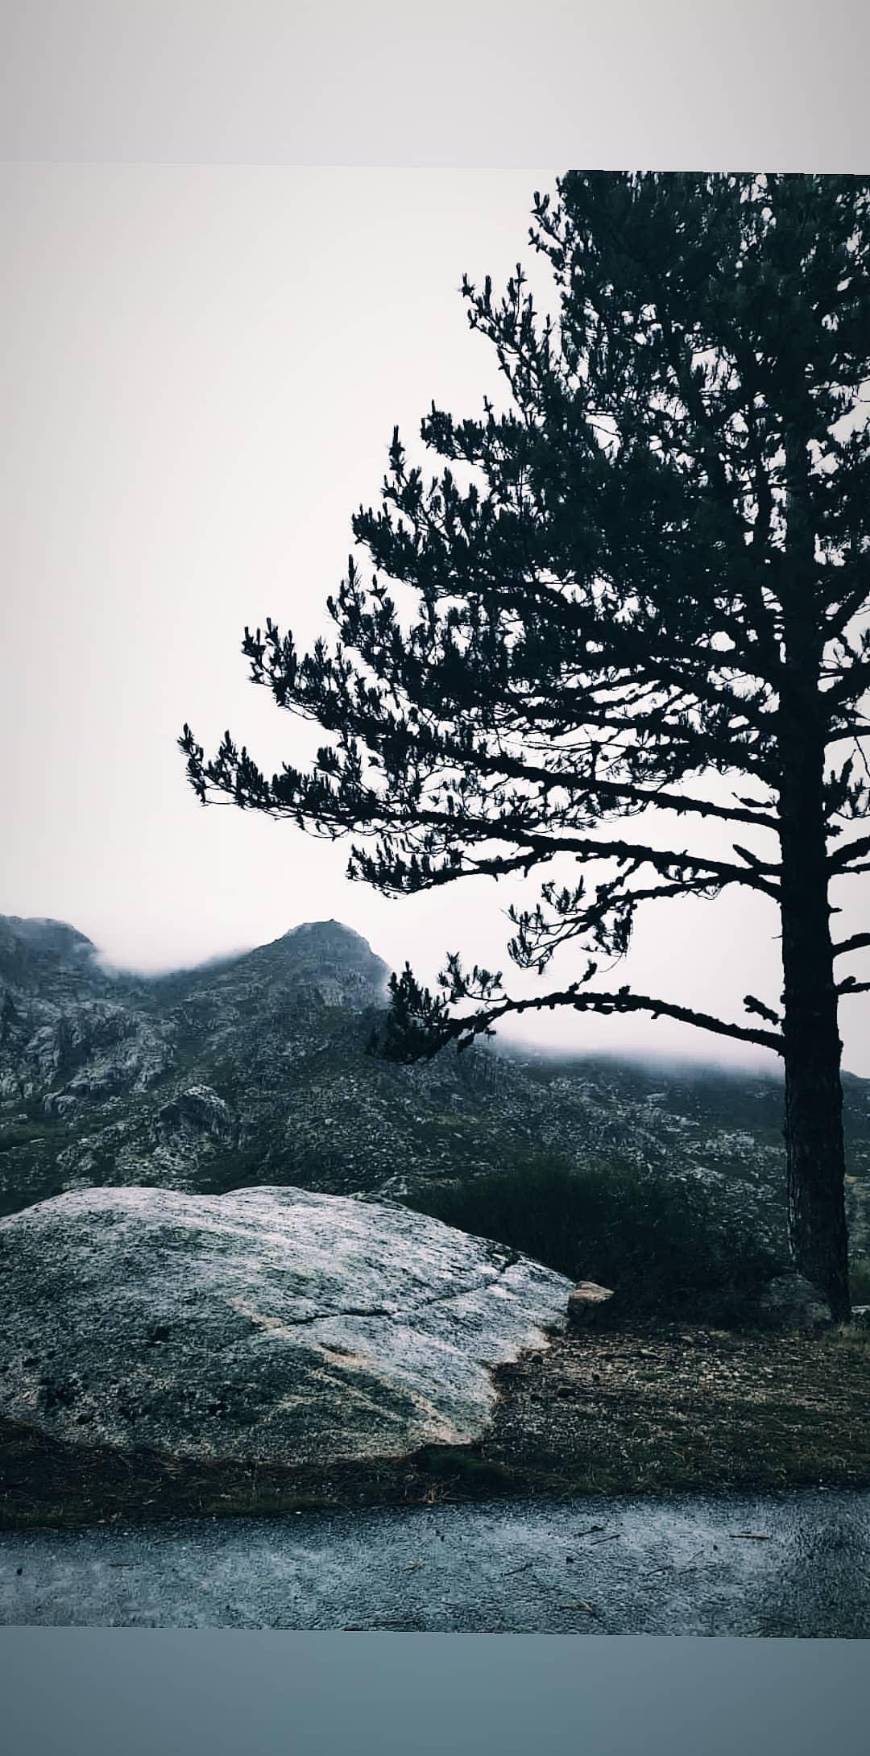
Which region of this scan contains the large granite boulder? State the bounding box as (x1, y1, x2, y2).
(0, 1186, 570, 1465)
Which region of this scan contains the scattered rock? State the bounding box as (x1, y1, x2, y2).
(0, 1185, 571, 1467)
(567, 1281, 614, 1329)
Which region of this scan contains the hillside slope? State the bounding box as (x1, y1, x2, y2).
(2, 914, 869, 1256)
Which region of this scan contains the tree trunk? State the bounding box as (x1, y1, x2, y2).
(779, 737, 851, 1323)
(777, 423, 851, 1323)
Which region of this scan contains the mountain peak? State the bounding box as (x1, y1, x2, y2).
(253, 918, 389, 1005)
(0, 915, 94, 951)
(280, 919, 377, 953)
(0, 915, 100, 991)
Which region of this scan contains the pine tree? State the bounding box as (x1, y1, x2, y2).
(181, 172, 870, 1321)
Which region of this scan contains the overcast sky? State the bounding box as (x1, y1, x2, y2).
(3, 164, 868, 1073)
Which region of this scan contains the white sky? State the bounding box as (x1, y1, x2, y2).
(2, 164, 868, 1073)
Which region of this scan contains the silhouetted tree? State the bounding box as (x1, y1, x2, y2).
(182, 172, 870, 1321)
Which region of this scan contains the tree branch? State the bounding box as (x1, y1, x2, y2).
(833, 931, 870, 958)
(428, 982, 783, 1056)
(438, 742, 780, 830)
(829, 832, 870, 873)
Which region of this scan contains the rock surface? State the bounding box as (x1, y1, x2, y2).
(0, 1185, 571, 1465)
(566, 1280, 614, 1327)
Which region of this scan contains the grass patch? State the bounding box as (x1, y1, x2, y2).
(413, 1445, 520, 1494)
(0, 1417, 427, 1531)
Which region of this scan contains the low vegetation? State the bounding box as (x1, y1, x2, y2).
(408, 1154, 783, 1319)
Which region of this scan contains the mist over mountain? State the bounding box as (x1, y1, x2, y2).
(2, 913, 869, 1259)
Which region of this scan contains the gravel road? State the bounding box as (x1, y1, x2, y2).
(2, 1488, 869, 1636)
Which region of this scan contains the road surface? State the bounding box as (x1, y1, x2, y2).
(2, 1489, 868, 1636)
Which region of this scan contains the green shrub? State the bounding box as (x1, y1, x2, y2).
(408, 1153, 780, 1315)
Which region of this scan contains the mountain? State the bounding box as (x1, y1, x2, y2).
(1, 913, 869, 1258)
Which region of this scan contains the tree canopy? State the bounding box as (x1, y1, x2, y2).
(182, 171, 870, 1067)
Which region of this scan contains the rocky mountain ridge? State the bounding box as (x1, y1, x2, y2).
(2, 913, 869, 1257)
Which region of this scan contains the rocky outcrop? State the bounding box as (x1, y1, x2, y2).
(0, 1186, 571, 1465)
(33, 1004, 174, 1114)
(155, 1085, 236, 1148)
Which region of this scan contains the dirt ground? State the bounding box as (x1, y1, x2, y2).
(480, 1321, 870, 1494)
(2, 1322, 869, 1529)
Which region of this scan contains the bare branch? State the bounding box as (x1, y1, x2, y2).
(829, 832, 870, 874)
(833, 931, 870, 959)
(446, 982, 783, 1055)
